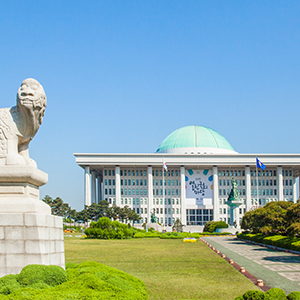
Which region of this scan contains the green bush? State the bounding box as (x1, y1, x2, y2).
(287, 291, 300, 300)
(242, 290, 266, 300)
(0, 261, 148, 299)
(0, 275, 20, 295)
(203, 221, 228, 233)
(85, 217, 134, 239)
(238, 233, 300, 252)
(265, 288, 286, 300)
(17, 265, 67, 287)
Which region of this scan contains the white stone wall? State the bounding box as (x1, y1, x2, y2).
(0, 213, 65, 277)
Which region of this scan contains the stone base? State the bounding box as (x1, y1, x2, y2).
(0, 212, 65, 277)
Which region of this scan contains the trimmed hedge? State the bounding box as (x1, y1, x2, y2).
(234, 286, 300, 299)
(203, 221, 228, 233)
(0, 262, 148, 299)
(85, 217, 133, 239)
(238, 233, 300, 252)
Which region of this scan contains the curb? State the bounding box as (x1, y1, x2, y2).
(199, 237, 271, 292)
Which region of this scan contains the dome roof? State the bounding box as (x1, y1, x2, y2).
(156, 125, 236, 154)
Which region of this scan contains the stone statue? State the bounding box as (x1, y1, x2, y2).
(0, 78, 47, 167)
(151, 210, 157, 223)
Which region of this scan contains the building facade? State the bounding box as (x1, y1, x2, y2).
(74, 126, 300, 226)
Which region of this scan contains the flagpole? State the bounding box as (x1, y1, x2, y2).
(162, 159, 164, 227)
(256, 162, 259, 208)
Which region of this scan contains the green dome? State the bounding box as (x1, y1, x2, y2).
(156, 125, 236, 154)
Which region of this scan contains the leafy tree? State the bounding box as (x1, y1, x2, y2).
(173, 218, 183, 232)
(241, 201, 294, 235)
(127, 209, 141, 226)
(42, 195, 71, 218)
(106, 204, 120, 221)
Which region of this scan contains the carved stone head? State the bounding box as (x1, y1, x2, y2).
(17, 78, 47, 125)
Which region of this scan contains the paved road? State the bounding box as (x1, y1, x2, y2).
(203, 236, 300, 295)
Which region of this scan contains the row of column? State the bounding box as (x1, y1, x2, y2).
(84, 166, 102, 206)
(84, 165, 298, 223)
(213, 165, 298, 221)
(84, 165, 187, 224)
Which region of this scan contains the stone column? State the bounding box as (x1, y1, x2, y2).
(213, 166, 219, 221)
(115, 166, 121, 206)
(180, 166, 186, 225)
(236, 207, 240, 227)
(278, 166, 283, 201)
(84, 166, 91, 206)
(293, 177, 297, 203)
(245, 166, 251, 211)
(91, 171, 97, 204)
(97, 175, 102, 203)
(147, 166, 153, 223)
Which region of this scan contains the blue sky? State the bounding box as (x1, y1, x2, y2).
(1, 1, 299, 210)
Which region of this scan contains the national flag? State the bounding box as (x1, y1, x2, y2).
(163, 160, 168, 172)
(256, 158, 265, 170)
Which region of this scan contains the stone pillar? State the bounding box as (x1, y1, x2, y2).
(293, 177, 297, 203)
(147, 166, 153, 223)
(84, 166, 91, 206)
(180, 166, 186, 225)
(97, 175, 102, 203)
(115, 166, 121, 206)
(0, 166, 65, 277)
(245, 166, 251, 211)
(213, 166, 219, 221)
(278, 166, 283, 201)
(236, 207, 240, 227)
(91, 171, 97, 204)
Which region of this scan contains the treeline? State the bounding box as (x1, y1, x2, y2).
(42, 195, 140, 225)
(241, 201, 300, 236)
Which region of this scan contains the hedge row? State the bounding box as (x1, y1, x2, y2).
(133, 231, 232, 239)
(234, 287, 300, 300)
(237, 233, 300, 252)
(0, 262, 148, 299)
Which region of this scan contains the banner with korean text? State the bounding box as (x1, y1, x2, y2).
(185, 169, 213, 206)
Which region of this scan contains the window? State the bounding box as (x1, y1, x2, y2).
(109, 170, 111, 176)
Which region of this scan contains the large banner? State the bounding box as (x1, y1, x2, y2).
(185, 169, 213, 206)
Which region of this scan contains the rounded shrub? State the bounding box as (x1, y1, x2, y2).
(288, 291, 300, 300)
(243, 290, 266, 300)
(265, 287, 286, 299)
(18, 265, 67, 287)
(0, 274, 20, 295)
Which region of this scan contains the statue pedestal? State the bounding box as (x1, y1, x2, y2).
(0, 166, 65, 277)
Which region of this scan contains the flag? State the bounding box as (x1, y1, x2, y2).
(256, 158, 265, 170)
(163, 160, 168, 172)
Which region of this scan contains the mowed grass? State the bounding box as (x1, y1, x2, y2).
(64, 237, 257, 300)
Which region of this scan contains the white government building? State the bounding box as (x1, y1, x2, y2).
(74, 125, 300, 226)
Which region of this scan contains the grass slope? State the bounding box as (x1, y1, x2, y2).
(65, 237, 258, 300)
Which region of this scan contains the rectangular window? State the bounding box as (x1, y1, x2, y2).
(109, 170, 111, 176)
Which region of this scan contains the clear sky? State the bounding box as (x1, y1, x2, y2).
(1, 1, 299, 210)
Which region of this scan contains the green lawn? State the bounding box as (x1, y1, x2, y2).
(64, 237, 258, 300)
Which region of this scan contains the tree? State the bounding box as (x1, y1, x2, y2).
(241, 201, 294, 235)
(127, 209, 141, 226)
(173, 218, 183, 232)
(42, 195, 71, 219)
(106, 204, 120, 221)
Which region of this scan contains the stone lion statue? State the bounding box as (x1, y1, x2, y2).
(0, 78, 47, 167)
